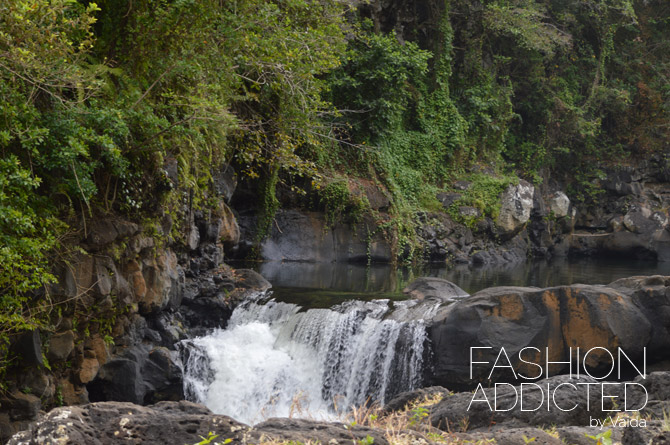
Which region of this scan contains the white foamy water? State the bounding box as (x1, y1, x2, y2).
(180, 297, 430, 425)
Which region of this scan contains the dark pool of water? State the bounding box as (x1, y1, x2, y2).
(243, 258, 670, 308)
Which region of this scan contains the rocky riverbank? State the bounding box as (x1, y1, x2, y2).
(8, 371, 670, 444)
(4, 273, 670, 443)
(4, 153, 670, 443)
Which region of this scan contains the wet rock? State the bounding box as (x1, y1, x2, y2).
(47, 330, 75, 362)
(496, 180, 535, 238)
(252, 418, 388, 445)
(403, 277, 468, 302)
(7, 401, 248, 445)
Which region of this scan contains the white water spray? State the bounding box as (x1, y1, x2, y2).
(181, 297, 431, 425)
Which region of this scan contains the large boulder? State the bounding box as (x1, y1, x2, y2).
(496, 180, 535, 238)
(403, 277, 469, 302)
(428, 283, 652, 388)
(87, 345, 183, 405)
(429, 375, 615, 432)
(548, 191, 570, 218)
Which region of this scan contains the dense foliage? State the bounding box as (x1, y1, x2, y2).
(1, 0, 669, 364)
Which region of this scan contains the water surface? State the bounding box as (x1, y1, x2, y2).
(255, 258, 670, 307)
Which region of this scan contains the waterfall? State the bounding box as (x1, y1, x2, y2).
(180, 297, 431, 425)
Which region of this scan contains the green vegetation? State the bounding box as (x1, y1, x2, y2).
(1, 0, 670, 376)
(446, 174, 518, 227)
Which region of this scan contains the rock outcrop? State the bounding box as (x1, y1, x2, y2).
(496, 180, 535, 238)
(252, 210, 392, 263)
(425, 276, 670, 387)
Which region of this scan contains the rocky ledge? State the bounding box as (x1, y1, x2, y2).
(9, 372, 670, 445)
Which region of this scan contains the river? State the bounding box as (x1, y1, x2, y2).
(181, 257, 668, 424)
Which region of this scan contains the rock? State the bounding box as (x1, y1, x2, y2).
(622, 420, 667, 445)
(85, 336, 110, 366)
(88, 345, 184, 405)
(383, 386, 450, 413)
(436, 192, 461, 209)
(18, 370, 53, 399)
(162, 156, 179, 188)
(491, 428, 564, 445)
(78, 357, 100, 384)
(212, 164, 237, 201)
(128, 235, 154, 254)
(112, 220, 140, 238)
(611, 276, 670, 361)
(7, 401, 249, 445)
(52, 254, 95, 298)
(180, 295, 234, 330)
(88, 358, 143, 404)
(496, 180, 535, 238)
(428, 284, 652, 387)
(429, 375, 613, 432)
(454, 180, 471, 190)
(141, 347, 184, 404)
(623, 208, 660, 234)
(548, 191, 570, 218)
(252, 418, 389, 445)
(94, 256, 116, 296)
(139, 250, 182, 314)
(11, 330, 43, 368)
(0, 391, 41, 421)
(58, 379, 89, 405)
(216, 202, 240, 249)
(403, 277, 468, 302)
(85, 219, 119, 249)
(261, 210, 392, 263)
(459, 206, 481, 219)
(47, 330, 75, 362)
(233, 269, 272, 292)
(186, 221, 200, 250)
(350, 179, 391, 210)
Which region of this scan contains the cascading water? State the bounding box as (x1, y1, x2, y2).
(180, 295, 434, 425)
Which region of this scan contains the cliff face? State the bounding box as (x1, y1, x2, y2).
(0, 173, 272, 442)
